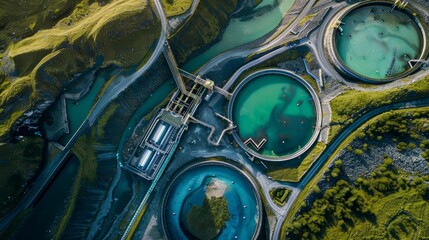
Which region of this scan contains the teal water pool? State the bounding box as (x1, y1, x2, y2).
(162, 162, 261, 240)
(334, 3, 425, 81)
(229, 70, 319, 160)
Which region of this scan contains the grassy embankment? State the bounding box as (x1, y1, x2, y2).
(281, 107, 429, 239)
(161, 0, 193, 17)
(329, 75, 429, 142)
(53, 103, 118, 239)
(0, 0, 160, 139)
(169, 0, 239, 64)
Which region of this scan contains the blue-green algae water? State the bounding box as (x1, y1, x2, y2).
(165, 164, 259, 239)
(59, 72, 108, 144)
(335, 4, 423, 80)
(182, 0, 295, 71)
(233, 74, 316, 157)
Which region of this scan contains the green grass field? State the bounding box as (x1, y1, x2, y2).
(329, 75, 429, 142)
(161, 0, 193, 17)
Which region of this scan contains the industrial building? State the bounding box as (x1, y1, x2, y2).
(126, 109, 185, 180)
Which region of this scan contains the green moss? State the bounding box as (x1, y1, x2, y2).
(269, 188, 291, 207)
(329, 75, 429, 141)
(0, 0, 160, 139)
(161, 0, 193, 17)
(56, 103, 119, 236)
(0, 0, 77, 53)
(96, 103, 118, 137)
(186, 196, 230, 239)
(169, 0, 238, 64)
(72, 103, 118, 182)
(72, 133, 97, 182)
(267, 142, 326, 182)
(53, 161, 82, 239)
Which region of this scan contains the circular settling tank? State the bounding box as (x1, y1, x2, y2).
(329, 2, 426, 82)
(228, 69, 321, 161)
(161, 161, 262, 240)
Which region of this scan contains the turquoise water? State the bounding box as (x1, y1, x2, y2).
(335, 4, 422, 80)
(232, 74, 316, 157)
(164, 164, 259, 239)
(60, 72, 109, 144)
(33, 0, 297, 236)
(182, 0, 295, 71)
(14, 157, 80, 239)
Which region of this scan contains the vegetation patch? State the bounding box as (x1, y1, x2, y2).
(0, 0, 160, 139)
(170, 0, 238, 64)
(329, 75, 429, 142)
(186, 196, 230, 239)
(267, 142, 326, 182)
(269, 187, 291, 207)
(283, 107, 429, 239)
(161, 0, 193, 17)
(286, 157, 429, 240)
(55, 103, 118, 238)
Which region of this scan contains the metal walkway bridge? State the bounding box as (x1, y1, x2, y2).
(162, 42, 232, 100)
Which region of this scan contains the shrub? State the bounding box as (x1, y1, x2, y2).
(354, 149, 363, 156)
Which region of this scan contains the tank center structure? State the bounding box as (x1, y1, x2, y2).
(227, 69, 322, 161)
(161, 160, 263, 240)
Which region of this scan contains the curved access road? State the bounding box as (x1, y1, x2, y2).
(88, 0, 168, 125)
(0, 0, 168, 233)
(273, 97, 429, 239)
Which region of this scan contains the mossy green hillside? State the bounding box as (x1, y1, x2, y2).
(0, 0, 160, 139)
(161, 0, 193, 17)
(170, 0, 239, 64)
(0, 0, 79, 53)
